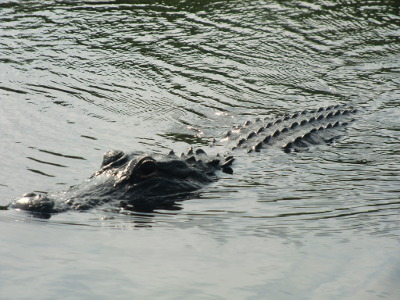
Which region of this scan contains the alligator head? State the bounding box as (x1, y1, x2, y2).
(9, 149, 234, 217)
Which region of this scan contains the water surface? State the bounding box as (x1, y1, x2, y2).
(0, 0, 399, 299)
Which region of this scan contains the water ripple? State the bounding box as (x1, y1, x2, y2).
(0, 0, 399, 235)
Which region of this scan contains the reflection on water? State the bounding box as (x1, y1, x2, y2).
(0, 0, 399, 299)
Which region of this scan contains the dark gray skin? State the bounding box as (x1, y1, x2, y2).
(219, 104, 357, 153)
(8, 104, 357, 217)
(8, 149, 234, 217)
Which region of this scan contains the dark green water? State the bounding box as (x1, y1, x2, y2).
(0, 0, 399, 299)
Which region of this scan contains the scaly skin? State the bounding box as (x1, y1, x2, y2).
(8, 104, 357, 217)
(9, 149, 234, 217)
(218, 104, 357, 153)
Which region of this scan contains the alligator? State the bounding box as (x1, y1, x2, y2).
(7, 104, 357, 218)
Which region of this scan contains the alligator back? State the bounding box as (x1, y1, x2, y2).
(219, 104, 357, 153)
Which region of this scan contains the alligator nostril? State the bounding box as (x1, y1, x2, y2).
(22, 192, 37, 197)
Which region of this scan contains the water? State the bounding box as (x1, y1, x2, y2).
(0, 0, 399, 299)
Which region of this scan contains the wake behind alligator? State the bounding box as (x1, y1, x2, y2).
(8, 104, 357, 217)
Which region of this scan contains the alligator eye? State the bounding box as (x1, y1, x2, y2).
(139, 160, 157, 177)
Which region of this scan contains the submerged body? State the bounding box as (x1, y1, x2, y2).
(9, 104, 357, 216)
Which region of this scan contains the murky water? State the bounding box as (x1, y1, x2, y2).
(1, 0, 399, 299)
